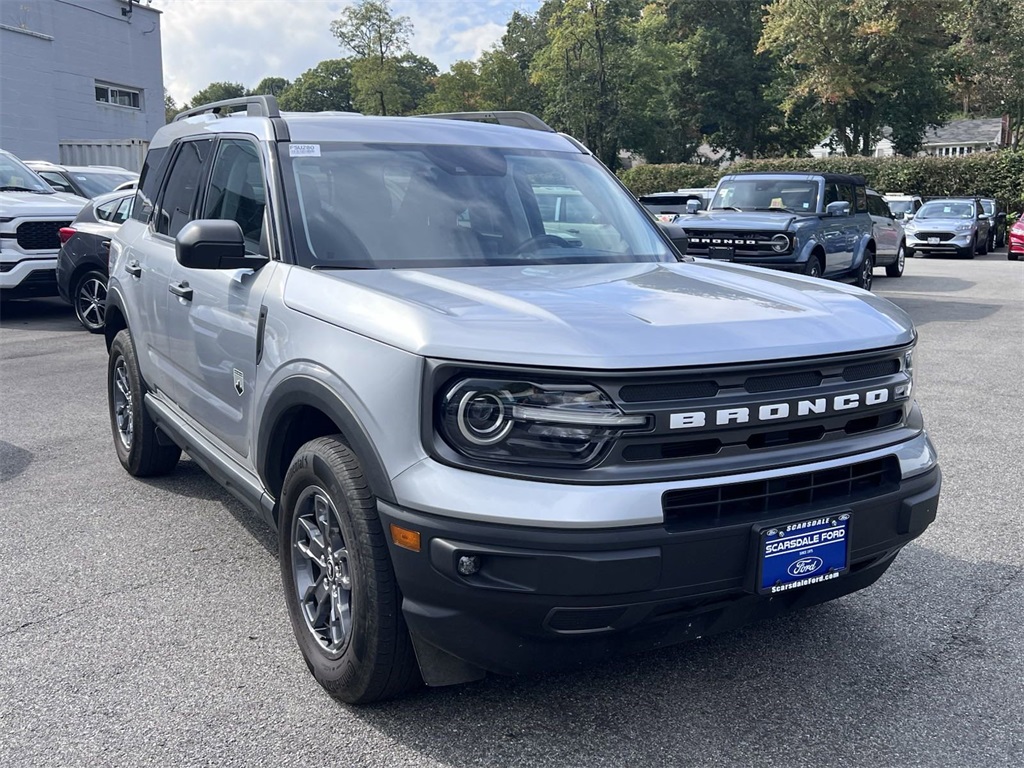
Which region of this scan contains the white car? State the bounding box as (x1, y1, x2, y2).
(882, 193, 923, 222)
(0, 149, 87, 300)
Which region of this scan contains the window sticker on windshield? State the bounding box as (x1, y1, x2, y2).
(289, 144, 321, 158)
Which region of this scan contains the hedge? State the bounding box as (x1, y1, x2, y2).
(618, 151, 1024, 211)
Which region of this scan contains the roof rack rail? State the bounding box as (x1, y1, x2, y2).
(174, 95, 281, 122)
(417, 111, 555, 133)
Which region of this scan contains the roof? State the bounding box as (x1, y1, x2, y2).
(152, 111, 582, 153)
(724, 171, 867, 186)
(923, 118, 1003, 147)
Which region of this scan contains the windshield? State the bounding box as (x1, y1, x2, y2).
(917, 201, 975, 219)
(280, 144, 673, 269)
(887, 200, 914, 215)
(711, 179, 818, 212)
(0, 153, 55, 193)
(71, 171, 137, 197)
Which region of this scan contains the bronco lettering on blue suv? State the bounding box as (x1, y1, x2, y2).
(104, 98, 941, 704)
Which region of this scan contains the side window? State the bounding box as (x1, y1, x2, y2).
(95, 198, 121, 221)
(132, 147, 169, 223)
(854, 186, 867, 213)
(112, 195, 134, 224)
(202, 139, 267, 253)
(838, 184, 856, 207)
(39, 171, 74, 194)
(823, 183, 840, 206)
(155, 139, 213, 237)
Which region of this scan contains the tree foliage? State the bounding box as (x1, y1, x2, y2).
(278, 60, 354, 112)
(187, 81, 246, 110)
(331, 0, 413, 115)
(249, 77, 291, 98)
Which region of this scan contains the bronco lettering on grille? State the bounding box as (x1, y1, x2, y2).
(669, 387, 892, 430)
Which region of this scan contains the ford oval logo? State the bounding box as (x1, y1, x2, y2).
(787, 557, 824, 578)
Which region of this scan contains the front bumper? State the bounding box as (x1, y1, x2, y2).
(906, 231, 973, 255)
(381, 441, 941, 679)
(0, 255, 59, 299)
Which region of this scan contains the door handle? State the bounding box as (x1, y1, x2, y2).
(169, 281, 193, 301)
(125, 260, 142, 277)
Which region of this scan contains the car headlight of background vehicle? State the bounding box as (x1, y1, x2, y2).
(955, 223, 973, 232)
(438, 378, 649, 467)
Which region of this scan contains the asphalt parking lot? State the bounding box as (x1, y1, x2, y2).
(1, 250, 1022, 767)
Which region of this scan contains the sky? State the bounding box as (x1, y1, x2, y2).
(156, 0, 543, 106)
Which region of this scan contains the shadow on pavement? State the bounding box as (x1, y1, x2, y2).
(881, 295, 1000, 327)
(0, 297, 80, 332)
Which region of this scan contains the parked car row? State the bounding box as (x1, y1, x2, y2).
(0, 148, 141, 329)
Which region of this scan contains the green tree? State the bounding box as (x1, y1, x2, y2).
(186, 81, 246, 109)
(420, 60, 487, 113)
(278, 60, 354, 112)
(395, 52, 438, 113)
(478, 48, 541, 112)
(760, 0, 953, 156)
(249, 76, 291, 98)
(330, 0, 413, 115)
(164, 89, 178, 123)
(530, 0, 639, 168)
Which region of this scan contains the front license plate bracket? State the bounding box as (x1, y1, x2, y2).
(756, 513, 850, 594)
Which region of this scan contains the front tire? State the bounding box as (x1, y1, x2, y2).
(279, 436, 419, 704)
(959, 238, 976, 259)
(885, 244, 906, 277)
(73, 269, 108, 333)
(108, 329, 181, 476)
(979, 234, 989, 255)
(855, 252, 874, 290)
(803, 254, 823, 278)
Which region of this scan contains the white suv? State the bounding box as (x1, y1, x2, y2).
(0, 149, 86, 300)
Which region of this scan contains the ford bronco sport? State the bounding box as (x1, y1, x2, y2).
(105, 98, 941, 703)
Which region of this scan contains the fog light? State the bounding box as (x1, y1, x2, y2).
(457, 554, 481, 576)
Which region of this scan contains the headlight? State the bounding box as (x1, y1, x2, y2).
(955, 223, 972, 232)
(904, 222, 917, 232)
(770, 234, 791, 253)
(438, 378, 649, 467)
(896, 349, 914, 401)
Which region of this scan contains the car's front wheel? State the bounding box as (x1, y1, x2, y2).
(108, 329, 181, 476)
(803, 255, 823, 278)
(885, 244, 906, 277)
(73, 269, 107, 333)
(959, 238, 976, 259)
(279, 436, 420, 704)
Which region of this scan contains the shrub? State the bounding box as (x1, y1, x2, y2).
(618, 152, 1024, 211)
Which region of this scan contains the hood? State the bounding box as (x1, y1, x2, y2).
(0, 190, 88, 217)
(283, 262, 914, 369)
(679, 210, 816, 231)
(908, 217, 974, 230)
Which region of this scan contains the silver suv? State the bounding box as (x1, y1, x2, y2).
(105, 98, 941, 704)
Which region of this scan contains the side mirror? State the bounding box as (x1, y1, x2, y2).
(979, 213, 990, 220)
(685, 199, 701, 214)
(826, 201, 851, 217)
(657, 220, 688, 253)
(175, 219, 267, 270)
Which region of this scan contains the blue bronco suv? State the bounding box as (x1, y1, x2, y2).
(680, 172, 878, 290)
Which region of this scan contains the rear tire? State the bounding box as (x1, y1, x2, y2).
(279, 436, 420, 704)
(1009, 252, 1019, 261)
(854, 252, 874, 290)
(885, 244, 906, 277)
(108, 329, 181, 477)
(73, 269, 108, 333)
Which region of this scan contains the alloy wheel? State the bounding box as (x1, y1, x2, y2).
(112, 356, 133, 449)
(292, 487, 352, 656)
(75, 275, 107, 330)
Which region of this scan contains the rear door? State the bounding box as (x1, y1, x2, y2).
(867, 193, 899, 260)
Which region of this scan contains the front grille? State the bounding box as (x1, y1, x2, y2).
(843, 359, 899, 381)
(662, 456, 901, 528)
(914, 232, 954, 242)
(16, 220, 70, 251)
(619, 381, 718, 402)
(746, 371, 822, 392)
(20, 269, 57, 285)
(682, 229, 792, 256)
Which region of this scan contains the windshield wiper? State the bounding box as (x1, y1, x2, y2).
(310, 263, 377, 270)
(0, 185, 51, 193)
(750, 207, 795, 213)
(712, 206, 742, 212)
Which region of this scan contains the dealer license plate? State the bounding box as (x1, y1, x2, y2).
(758, 514, 850, 594)
(707, 245, 734, 260)
(928, 237, 940, 244)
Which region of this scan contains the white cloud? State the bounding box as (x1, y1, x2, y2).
(157, 0, 540, 106)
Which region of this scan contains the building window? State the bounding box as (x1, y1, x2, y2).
(95, 82, 141, 109)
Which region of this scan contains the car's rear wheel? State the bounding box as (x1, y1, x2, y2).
(108, 329, 181, 476)
(885, 244, 906, 277)
(73, 269, 108, 333)
(279, 436, 420, 704)
(855, 252, 874, 290)
(1009, 252, 1019, 261)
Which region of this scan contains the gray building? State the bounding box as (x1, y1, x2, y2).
(0, 0, 163, 171)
